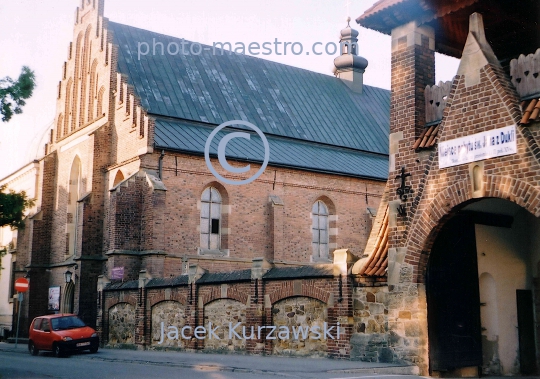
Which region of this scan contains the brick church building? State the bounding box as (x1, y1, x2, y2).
(10, 0, 540, 376)
(12, 0, 390, 360)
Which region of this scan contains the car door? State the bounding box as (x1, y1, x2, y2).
(39, 319, 53, 350)
(31, 318, 43, 349)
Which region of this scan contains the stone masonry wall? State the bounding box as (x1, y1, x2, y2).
(351, 284, 391, 362)
(203, 299, 247, 352)
(108, 302, 136, 346)
(151, 300, 186, 348)
(272, 296, 328, 357)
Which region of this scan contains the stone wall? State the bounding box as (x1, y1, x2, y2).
(203, 299, 247, 352)
(386, 265, 427, 366)
(351, 284, 391, 362)
(350, 270, 427, 366)
(108, 302, 136, 346)
(151, 300, 186, 348)
(272, 296, 328, 357)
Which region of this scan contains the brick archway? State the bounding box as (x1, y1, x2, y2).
(267, 281, 331, 305)
(104, 294, 137, 310)
(201, 285, 249, 306)
(407, 175, 540, 282)
(148, 293, 187, 308)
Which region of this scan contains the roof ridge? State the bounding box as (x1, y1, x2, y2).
(108, 21, 388, 92)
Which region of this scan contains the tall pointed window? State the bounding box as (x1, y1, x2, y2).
(312, 200, 329, 261)
(66, 157, 82, 257)
(200, 187, 222, 250)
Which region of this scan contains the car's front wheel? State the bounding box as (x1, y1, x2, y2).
(53, 343, 64, 358)
(89, 346, 98, 354)
(28, 341, 39, 356)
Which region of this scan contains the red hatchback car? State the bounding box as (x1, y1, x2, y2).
(28, 314, 99, 357)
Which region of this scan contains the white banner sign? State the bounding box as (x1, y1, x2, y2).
(439, 125, 517, 169)
(48, 286, 60, 312)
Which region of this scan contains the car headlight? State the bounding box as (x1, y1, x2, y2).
(62, 336, 73, 341)
(91, 333, 97, 338)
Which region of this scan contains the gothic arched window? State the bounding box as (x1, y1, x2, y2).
(312, 200, 329, 261)
(112, 170, 124, 187)
(200, 187, 222, 250)
(66, 156, 82, 257)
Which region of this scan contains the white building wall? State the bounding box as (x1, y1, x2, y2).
(475, 209, 533, 375)
(0, 161, 40, 336)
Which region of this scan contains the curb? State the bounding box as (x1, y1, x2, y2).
(328, 365, 420, 375)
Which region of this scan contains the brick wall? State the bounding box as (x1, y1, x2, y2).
(382, 15, 540, 374)
(137, 151, 384, 266)
(100, 274, 355, 358)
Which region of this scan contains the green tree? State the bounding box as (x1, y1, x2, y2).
(0, 66, 37, 268)
(0, 185, 35, 267)
(0, 66, 36, 122)
(0, 185, 35, 228)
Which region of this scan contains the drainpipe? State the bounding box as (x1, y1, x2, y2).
(158, 150, 165, 180)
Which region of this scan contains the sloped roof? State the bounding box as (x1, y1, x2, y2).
(520, 98, 540, 125)
(147, 275, 189, 288)
(197, 270, 252, 284)
(108, 22, 390, 178)
(358, 0, 406, 23)
(104, 280, 138, 290)
(357, 0, 540, 62)
(413, 124, 439, 150)
(352, 186, 389, 276)
(155, 118, 389, 179)
(263, 265, 334, 280)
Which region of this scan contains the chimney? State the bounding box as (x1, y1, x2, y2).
(389, 21, 435, 138)
(333, 17, 368, 93)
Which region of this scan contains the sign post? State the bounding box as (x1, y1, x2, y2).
(14, 278, 29, 349)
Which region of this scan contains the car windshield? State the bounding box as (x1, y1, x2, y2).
(51, 316, 86, 331)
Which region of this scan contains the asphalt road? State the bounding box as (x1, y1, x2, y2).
(0, 343, 506, 379)
(0, 349, 262, 379)
(0, 343, 423, 379)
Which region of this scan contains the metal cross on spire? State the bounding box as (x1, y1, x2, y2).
(345, 0, 352, 19)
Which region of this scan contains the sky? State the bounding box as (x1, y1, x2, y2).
(0, 0, 459, 179)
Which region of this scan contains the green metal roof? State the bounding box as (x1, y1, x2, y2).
(155, 118, 388, 180)
(109, 22, 390, 178)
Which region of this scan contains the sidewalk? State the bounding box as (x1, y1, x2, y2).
(0, 342, 419, 376)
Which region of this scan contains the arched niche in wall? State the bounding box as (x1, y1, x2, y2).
(66, 156, 82, 257)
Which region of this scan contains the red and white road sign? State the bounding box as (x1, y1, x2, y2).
(14, 278, 29, 293)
